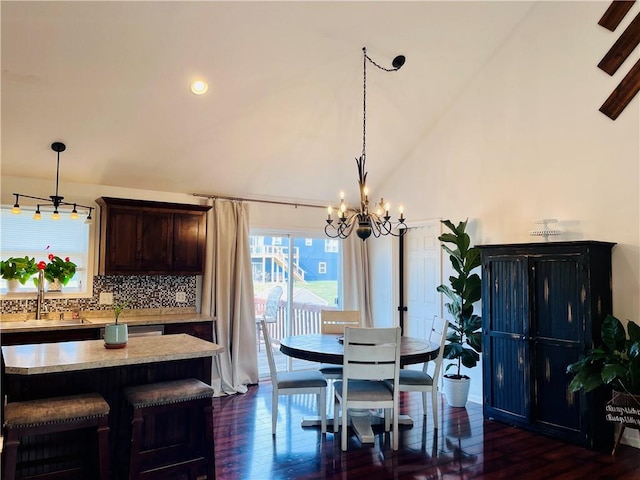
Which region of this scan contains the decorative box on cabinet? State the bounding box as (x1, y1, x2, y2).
(96, 197, 211, 275)
(478, 241, 615, 450)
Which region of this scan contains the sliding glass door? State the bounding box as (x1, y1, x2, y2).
(251, 232, 341, 376)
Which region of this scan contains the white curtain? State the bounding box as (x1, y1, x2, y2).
(341, 235, 372, 327)
(201, 199, 258, 395)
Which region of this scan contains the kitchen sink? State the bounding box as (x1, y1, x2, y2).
(1, 316, 93, 327)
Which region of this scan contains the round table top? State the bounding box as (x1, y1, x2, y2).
(279, 333, 438, 367)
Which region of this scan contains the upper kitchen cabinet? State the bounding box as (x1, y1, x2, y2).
(96, 197, 211, 275)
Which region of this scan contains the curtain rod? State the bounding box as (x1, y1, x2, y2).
(191, 193, 326, 210)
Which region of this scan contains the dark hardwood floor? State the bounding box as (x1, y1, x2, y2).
(212, 382, 640, 479)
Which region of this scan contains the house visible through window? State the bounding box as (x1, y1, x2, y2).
(0, 207, 92, 295)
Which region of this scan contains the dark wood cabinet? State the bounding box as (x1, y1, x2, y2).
(164, 321, 214, 342)
(96, 197, 210, 275)
(478, 241, 615, 450)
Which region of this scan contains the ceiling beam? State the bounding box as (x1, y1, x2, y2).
(598, 11, 640, 75)
(599, 57, 640, 120)
(598, 0, 636, 31)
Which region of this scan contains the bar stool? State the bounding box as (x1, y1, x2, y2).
(1, 392, 110, 480)
(124, 378, 215, 480)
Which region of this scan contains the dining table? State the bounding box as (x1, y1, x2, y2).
(279, 332, 439, 444)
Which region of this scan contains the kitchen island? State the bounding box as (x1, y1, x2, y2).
(1, 334, 223, 479)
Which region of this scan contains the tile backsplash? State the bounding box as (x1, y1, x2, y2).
(0, 275, 196, 315)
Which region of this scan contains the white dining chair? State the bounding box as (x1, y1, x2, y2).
(333, 326, 402, 451)
(395, 316, 449, 428)
(318, 310, 361, 380)
(260, 317, 327, 435)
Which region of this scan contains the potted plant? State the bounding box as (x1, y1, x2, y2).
(35, 253, 77, 291)
(567, 314, 640, 398)
(104, 300, 129, 348)
(1, 256, 38, 291)
(567, 314, 640, 452)
(436, 219, 482, 407)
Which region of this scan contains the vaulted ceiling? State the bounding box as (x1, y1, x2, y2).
(1, 1, 534, 205)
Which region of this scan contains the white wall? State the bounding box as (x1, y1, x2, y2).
(380, 1, 639, 320)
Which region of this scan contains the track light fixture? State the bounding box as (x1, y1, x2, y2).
(11, 142, 94, 222)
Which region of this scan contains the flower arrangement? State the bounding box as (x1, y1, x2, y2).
(0, 256, 38, 284)
(37, 253, 77, 286)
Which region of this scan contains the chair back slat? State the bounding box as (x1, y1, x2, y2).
(321, 310, 361, 334)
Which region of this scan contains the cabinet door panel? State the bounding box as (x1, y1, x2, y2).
(487, 336, 529, 419)
(140, 212, 172, 271)
(106, 208, 140, 272)
(534, 341, 581, 432)
(172, 213, 206, 273)
(531, 256, 584, 434)
(482, 256, 530, 422)
(532, 257, 583, 342)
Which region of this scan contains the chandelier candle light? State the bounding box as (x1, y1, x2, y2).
(325, 47, 407, 241)
(11, 142, 94, 222)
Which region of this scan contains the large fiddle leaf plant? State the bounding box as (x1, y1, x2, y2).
(437, 219, 482, 379)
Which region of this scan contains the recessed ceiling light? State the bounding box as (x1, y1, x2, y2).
(190, 80, 208, 95)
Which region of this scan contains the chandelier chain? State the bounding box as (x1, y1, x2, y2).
(361, 47, 403, 159)
(362, 48, 367, 159)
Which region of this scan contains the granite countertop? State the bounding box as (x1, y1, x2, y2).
(2, 333, 224, 375)
(0, 310, 215, 333)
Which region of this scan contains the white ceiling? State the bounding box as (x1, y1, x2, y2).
(1, 1, 534, 206)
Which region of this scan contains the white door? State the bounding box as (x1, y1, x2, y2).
(403, 221, 442, 340)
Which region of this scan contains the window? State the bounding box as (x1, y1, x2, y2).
(325, 239, 339, 253)
(318, 262, 327, 274)
(0, 207, 93, 295)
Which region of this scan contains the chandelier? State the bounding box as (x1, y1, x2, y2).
(325, 47, 407, 241)
(11, 142, 94, 221)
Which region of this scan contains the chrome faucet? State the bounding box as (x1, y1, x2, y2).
(36, 270, 45, 320)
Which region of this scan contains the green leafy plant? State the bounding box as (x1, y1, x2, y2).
(0, 256, 38, 284)
(113, 300, 130, 325)
(436, 219, 482, 379)
(36, 253, 77, 286)
(567, 314, 640, 395)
